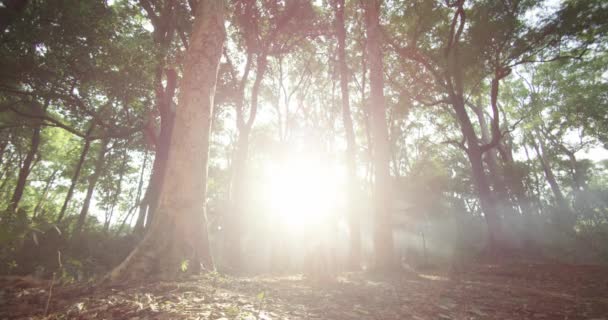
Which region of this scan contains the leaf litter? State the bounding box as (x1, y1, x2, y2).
(1, 263, 607, 319)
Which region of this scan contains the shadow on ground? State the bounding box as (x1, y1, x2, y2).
(1, 263, 607, 319)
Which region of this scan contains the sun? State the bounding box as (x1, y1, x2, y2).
(262, 153, 345, 231)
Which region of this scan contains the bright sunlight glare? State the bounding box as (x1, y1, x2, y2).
(262, 152, 346, 232)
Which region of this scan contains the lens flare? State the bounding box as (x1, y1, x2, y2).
(262, 154, 345, 231)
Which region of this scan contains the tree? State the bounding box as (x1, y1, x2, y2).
(224, 0, 316, 269)
(109, 0, 225, 281)
(333, 0, 360, 268)
(56, 124, 95, 223)
(73, 137, 109, 236)
(362, 0, 395, 269)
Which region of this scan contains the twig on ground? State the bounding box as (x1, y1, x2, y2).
(43, 272, 56, 317)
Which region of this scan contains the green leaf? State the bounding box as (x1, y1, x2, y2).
(257, 291, 265, 301)
(180, 259, 189, 272)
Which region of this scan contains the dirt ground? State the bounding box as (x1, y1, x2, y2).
(1, 263, 607, 319)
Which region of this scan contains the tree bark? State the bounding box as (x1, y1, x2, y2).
(452, 97, 502, 249)
(104, 152, 128, 233)
(0, 0, 29, 33)
(125, 151, 148, 235)
(472, 105, 509, 200)
(440, 2, 503, 250)
(140, 68, 177, 231)
(531, 135, 574, 230)
(333, 0, 361, 269)
(108, 0, 224, 281)
(57, 129, 93, 223)
(362, 0, 395, 270)
(7, 125, 41, 214)
(225, 53, 267, 270)
(33, 168, 59, 219)
(0, 136, 8, 167)
(73, 137, 109, 236)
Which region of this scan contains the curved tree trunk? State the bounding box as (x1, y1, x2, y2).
(7, 125, 41, 214)
(472, 105, 509, 201)
(136, 0, 178, 232)
(452, 98, 502, 249)
(363, 0, 395, 270)
(139, 69, 177, 232)
(442, 2, 503, 250)
(108, 0, 224, 282)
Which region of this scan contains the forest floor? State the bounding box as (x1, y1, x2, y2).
(1, 263, 608, 319)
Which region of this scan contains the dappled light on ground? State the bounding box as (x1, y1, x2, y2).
(2, 263, 608, 319)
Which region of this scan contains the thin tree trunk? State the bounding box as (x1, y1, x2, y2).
(225, 53, 267, 270)
(0, 137, 8, 167)
(126, 151, 148, 235)
(73, 137, 109, 236)
(33, 168, 59, 218)
(362, 0, 395, 270)
(334, 0, 360, 269)
(531, 136, 574, 230)
(7, 125, 41, 214)
(134, 188, 149, 233)
(0, 153, 15, 195)
(533, 137, 566, 206)
(523, 142, 543, 215)
(104, 152, 128, 233)
(57, 129, 93, 223)
(109, 0, 224, 281)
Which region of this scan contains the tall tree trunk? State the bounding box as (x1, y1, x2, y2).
(57, 130, 93, 223)
(225, 54, 267, 270)
(334, 0, 360, 269)
(109, 0, 224, 281)
(135, 0, 178, 231)
(141, 69, 177, 231)
(225, 130, 249, 268)
(523, 142, 543, 215)
(33, 168, 59, 218)
(472, 105, 509, 201)
(531, 136, 574, 231)
(0, 136, 8, 167)
(363, 0, 394, 269)
(73, 137, 109, 236)
(104, 152, 128, 233)
(134, 188, 149, 233)
(0, 154, 15, 199)
(437, 1, 504, 250)
(7, 125, 41, 214)
(0, 0, 29, 32)
(452, 98, 502, 249)
(533, 137, 566, 207)
(126, 151, 148, 235)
